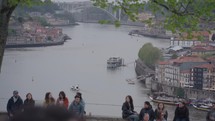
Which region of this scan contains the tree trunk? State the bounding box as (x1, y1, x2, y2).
(0, 0, 17, 72)
(0, 12, 10, 72)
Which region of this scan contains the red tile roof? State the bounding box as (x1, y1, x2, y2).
(206, 57, 215, 61)
(191, 45, 215, 51)
(158, 61, 169, 65)
(173, 56, 206, 63)
(195, 64, 215, 70)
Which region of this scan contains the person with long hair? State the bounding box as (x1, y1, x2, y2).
(173, 102, 189, 121)
(24, 93, 35, 110)
(56, 91, 69, 109)
(155, 103, 168, 121)
(122, 95, 139, 121)
(43, 92, 55, 107)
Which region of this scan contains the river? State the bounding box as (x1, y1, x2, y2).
(0, 23, 206, 120)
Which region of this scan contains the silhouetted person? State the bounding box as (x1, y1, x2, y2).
(11, 106, 73, 121)
(122, 95, 139, 121)
(207, 103, 215, 121)
(173, 102, 189, 121)
(7, 90, 23, 119)
(139, 101, 154, 121)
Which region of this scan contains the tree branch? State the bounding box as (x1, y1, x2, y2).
(0, 0, 19, 14)
(151, 0, 195, 16)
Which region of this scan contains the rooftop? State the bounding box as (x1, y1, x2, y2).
(158, 61, 169, 65)
(173, 56, 206, 63)
(191, 45, 215, 51)
(194, 63, 215, 70)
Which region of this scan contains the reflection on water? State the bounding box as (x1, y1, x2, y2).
(0, 23, 206, 120)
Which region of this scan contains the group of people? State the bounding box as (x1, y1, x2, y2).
(7, 90, 85, 120)
(7, 92, 215, 121)
(122, 95, 189, 121)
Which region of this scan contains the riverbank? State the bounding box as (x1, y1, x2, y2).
(50, 23, 80, 27)
(5, 34, 69, 49)
(135, 59, 215, 100)
(129, 30, 172, 39)
(77, 21, 146, 27)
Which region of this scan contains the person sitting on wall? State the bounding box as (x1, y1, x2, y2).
(69, 95, 84, 120)
(7, 90, 23, 119)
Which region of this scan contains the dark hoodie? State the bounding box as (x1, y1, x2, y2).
(139, 105, 154, 121)
(173, 106, 189, 121)
(7, 96, 23, 116)
(122, 102, 134, 119)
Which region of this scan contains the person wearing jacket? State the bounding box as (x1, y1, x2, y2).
(43, 92, 55, 107)
(154, 103, 168, 121)
(69, 95, 84, 119)
(56, 91, 69, 109)
(7, 90, 23, 119)
(121, 95, 139, 121)
(23, 93, 35, 110)
(173, 102, 189, 121)
(139, 101, 155, 121)
(206, 103, 215, 121)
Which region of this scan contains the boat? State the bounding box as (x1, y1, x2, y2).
(126, 79, 135, 85)
(107, 57, 124, 68)
(192, 98, 214, 111)
(70, 85, 79, 91)
(192, 103, 211, 112)
(149, 92, 188, 106)
(149, 95, 179, 105)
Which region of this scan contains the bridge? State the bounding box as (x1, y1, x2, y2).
(56, 1, 122, 21)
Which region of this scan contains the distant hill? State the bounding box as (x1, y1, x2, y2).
(13, 0, 76, 24)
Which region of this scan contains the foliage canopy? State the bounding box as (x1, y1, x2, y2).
(92, 0, 215, 33)
(138, 43, 161, 69)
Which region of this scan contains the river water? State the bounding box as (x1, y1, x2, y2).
(0, 23, 206, 120)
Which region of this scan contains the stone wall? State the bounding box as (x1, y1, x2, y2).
(151, 80, 215, 100)
(135, 59, 154, 76)
(0, 112, 124, 121)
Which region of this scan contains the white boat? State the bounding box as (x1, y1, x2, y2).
(107, 57, 124, 68)
(70, 85, 79, 91)
(126, 79, 135, 84)
(192, 103, 211, 111)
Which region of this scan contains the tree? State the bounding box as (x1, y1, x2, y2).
(138, 43, 162, 69)
(92, 0, 215, 33)
(175, 87, 185, 98)
(35, 17, 50, 26)
(171, 53, 178, 59)
(0, 0, 46, 71)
